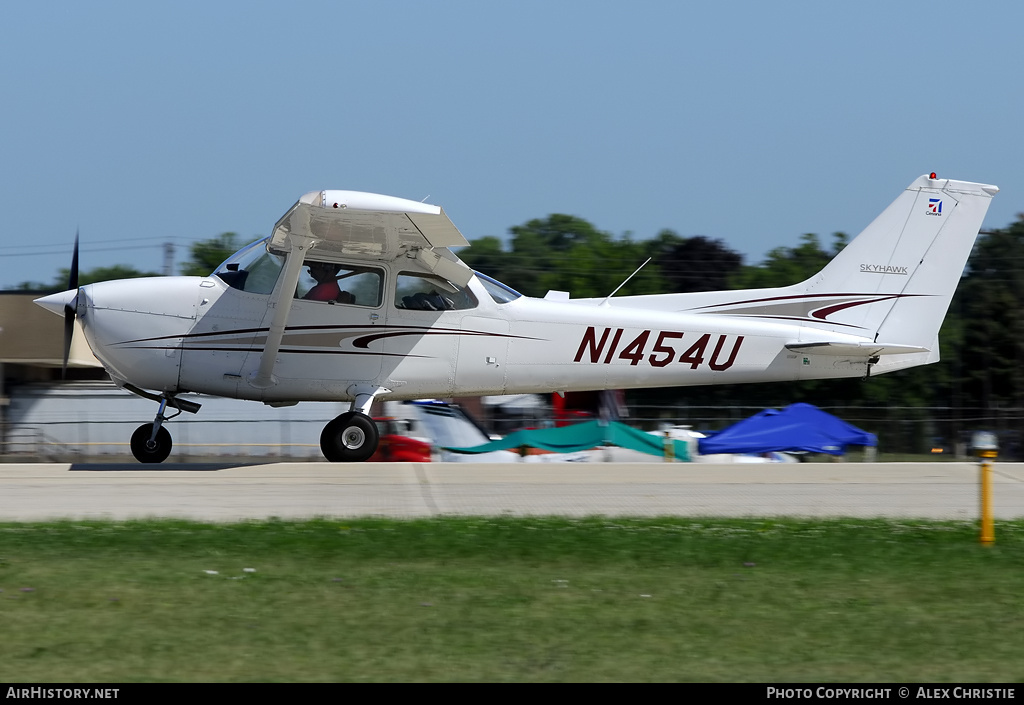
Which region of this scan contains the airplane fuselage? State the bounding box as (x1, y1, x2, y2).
(76, 270, 899, 405)
(37, 176, 997, 463)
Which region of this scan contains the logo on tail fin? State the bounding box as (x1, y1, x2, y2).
(927, 198, 943, 215)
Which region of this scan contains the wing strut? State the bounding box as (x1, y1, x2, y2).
(248, 238, 313, 389)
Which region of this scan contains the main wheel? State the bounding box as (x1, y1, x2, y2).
(320, 412, 379, 462)
(130, 423, 173, 464)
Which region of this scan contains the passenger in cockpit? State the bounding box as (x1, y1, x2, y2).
(304, 261, 354, 303)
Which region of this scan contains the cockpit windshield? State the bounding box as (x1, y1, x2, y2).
(475, 272, 522, 304)
(213, 237, 284, 295)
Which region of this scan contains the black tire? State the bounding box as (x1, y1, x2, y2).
(320, 412, 379, 462)
(130, 423, 172, 464)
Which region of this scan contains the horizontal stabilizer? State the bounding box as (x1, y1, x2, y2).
(785, 341, 930, 357)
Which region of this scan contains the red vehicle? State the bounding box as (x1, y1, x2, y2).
(369, 416, 432, 462)
(366, 400, 515, 463)
(552, 390, 627, 427)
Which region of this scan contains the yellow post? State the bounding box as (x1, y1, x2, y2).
(971, 432, 998, 546)
(664, 431, 674, 463)
(980, 453, 995, 546)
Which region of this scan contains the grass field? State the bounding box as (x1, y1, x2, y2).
(2, 517, 1023, 682)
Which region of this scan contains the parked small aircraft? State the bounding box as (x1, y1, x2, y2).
(36, 174, 998, 463)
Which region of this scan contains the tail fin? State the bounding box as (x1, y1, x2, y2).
(800, 174, 998, 348)
(590, 174, 997, 361)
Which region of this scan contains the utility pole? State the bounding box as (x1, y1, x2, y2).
(162, 242, 175, 276)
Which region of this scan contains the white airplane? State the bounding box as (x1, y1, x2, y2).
(35, 174, 998, 463)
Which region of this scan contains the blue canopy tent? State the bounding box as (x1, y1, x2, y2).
(697, 403, 876, 456)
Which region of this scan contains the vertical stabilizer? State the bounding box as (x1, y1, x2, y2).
(802, 175, 997, 347)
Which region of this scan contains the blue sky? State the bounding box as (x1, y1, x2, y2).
(1, 1, 1021, 289)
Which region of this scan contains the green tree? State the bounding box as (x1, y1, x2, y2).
(459, 215, 660, 299)
(454, 236, 506, 280)
(17, 264, 160, 293)
(957, 218, 1024, 412)
(652, 232, 744, 293)
(179, 233, 242, 277)
(505, 215, 605, 296)
(560, 233, 664, 299)
(729, 232, 848, 289)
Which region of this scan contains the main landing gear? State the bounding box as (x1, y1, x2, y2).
(319, 411, 379, 462)
(319, 386, 385, 462)
(125, 386, 201, 464)
(124, 385, 384, 464)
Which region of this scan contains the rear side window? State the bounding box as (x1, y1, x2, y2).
(394, 272, 477, 311)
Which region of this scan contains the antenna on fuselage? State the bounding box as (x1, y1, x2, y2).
(599, 257, 651, 307)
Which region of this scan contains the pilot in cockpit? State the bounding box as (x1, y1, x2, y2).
(303, 261, 355, 304)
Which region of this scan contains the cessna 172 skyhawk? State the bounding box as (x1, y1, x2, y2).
(35, 174, 998, 463)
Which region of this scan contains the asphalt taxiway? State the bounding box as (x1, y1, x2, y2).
(1, 461, 1022, 521)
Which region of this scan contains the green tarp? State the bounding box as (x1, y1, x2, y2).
(444, 420, 690, 461)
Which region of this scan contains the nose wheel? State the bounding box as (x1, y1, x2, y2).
(130, 423, 173, 464)
(123, 391, 200, 464)
(320, 411, 379, 462)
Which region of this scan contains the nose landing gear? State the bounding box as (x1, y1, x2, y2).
(130, 422, 173, 464)
(129, 397, 179, 463)
(124, 385, 202, 464)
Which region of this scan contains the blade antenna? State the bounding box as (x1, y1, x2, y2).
(599, 257, 651, 307)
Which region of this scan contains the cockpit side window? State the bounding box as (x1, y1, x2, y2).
(295, 260, 383, 307)
(213, 238, 284, 295)
(394, 272, 478, 311)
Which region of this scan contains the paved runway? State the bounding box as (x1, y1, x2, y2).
(1, 461, 1023, 522)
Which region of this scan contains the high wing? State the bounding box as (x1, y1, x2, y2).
(268, 190, 472, 286)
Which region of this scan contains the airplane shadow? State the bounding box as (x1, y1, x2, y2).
(68, 461, 280, 472)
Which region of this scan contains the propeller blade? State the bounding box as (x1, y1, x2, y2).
(68, 229, 79, 292)
(62, 230, 80, 380)
(62, 307, 74, 380)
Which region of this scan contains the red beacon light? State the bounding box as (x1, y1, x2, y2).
(929, 172, 938, 179)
